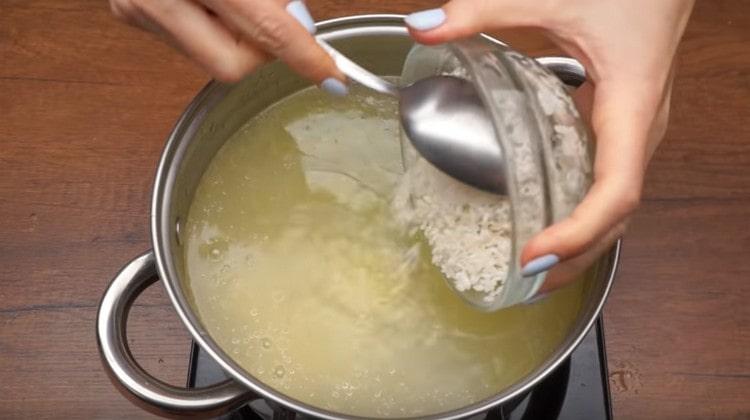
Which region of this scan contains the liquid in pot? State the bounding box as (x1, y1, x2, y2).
(183, 85, 583, 417)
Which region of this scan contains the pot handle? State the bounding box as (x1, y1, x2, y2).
(537, 56, 586, 86)
(96, 251, 254, 417)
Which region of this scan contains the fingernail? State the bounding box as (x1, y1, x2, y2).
(320, 78, 348, 96)
(405, 8, 447, 31)
(521, 254, 560, 277)
(286, 0, 316, 34)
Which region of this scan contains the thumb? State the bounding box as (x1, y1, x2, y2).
(405, 0, 552, 45)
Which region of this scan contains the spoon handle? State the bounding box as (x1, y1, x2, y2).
(317, 40, 399, 97)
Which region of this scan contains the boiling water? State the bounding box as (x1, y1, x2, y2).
(183, 86, 584, 417)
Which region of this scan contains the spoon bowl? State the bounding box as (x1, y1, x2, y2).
(320, 41, 506, 194)
(399, 75, 505, 194)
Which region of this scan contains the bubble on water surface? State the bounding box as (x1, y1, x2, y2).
(210, 248, 222, 260)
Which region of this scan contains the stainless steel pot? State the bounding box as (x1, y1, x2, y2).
(97, 14, 619, 419)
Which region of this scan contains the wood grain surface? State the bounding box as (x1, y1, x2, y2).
(1, 0, 748, 418)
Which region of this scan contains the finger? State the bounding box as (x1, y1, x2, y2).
(405, 0, 554, 45)
(521, 81, 661, 271)
(133, 0, 268, 82)
(199, 0, 344, 84)
(645, 67, 676, 163)
(536, 220, 627, 295)
(111, 0, 164, 34)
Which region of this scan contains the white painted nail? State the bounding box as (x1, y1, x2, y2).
(286, 0, 316, 34)
(521, 254, 560, 277)
(405, 8, 447, 31)
(320, 78, 348, 96)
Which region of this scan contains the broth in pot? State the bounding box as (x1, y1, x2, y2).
(183, 85, 584, 417)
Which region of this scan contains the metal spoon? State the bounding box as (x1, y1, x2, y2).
(319, 42, 506, 194)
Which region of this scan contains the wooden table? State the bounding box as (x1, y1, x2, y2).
(1, 0, 748, 418)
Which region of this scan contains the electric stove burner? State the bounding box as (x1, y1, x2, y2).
(187, 319, 612, 419)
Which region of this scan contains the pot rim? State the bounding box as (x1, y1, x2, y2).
(151, 14, 619, 420)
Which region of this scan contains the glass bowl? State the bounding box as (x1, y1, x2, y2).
(398, 37, 593, 311)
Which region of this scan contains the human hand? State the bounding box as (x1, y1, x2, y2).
(110, 0, 347, 93)
(405, 0, 693, 294)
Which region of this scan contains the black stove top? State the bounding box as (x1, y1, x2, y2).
(187, 319, 612, 420)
